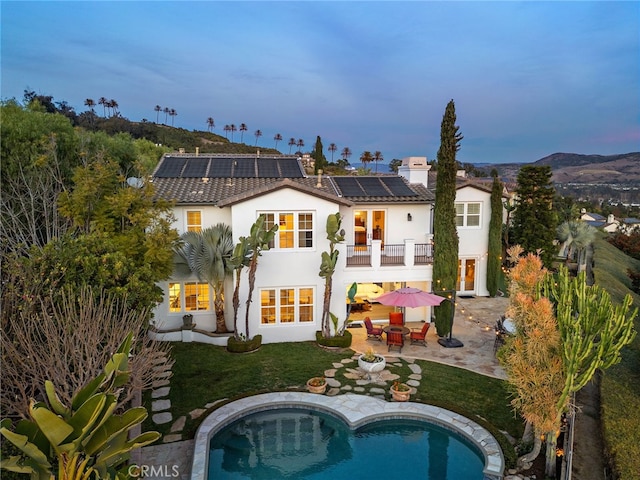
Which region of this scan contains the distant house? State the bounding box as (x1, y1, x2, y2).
(581, 212, 618, 233)
(149, 153, 503, 344)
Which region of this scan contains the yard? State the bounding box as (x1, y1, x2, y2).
(143, 340, 522, 468)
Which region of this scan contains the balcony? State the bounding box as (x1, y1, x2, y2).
(344, 240, 433, 268)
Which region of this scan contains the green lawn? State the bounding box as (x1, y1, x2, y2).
(144, 341, 521, 467)
(592, 234, 640, 480)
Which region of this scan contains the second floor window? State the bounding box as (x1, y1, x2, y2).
(261, 212, 314, 249)
(186, 211, 202, 232)
(455, 203, 481, 228)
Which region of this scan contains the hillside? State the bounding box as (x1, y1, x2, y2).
(481, 152, 640, 185)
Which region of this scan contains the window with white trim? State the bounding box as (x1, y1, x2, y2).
(186, 210, 202, 232)
(261, 212, 314, 249)
(168, 282, 210, 312)
(455, 202, 481, 228)
(260, 287, 314, 324)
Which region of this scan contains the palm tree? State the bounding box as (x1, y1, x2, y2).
(206, 117, 215, 132)
(84, 98, 95, 112)
(229, 237, 251, 338)
(341, 147, 352, 162)
(328, 143, 337, 163)
(296, 138, 304, 154)
(230, 124, 237, 142)
(239, 123, 248, 143)
(244, 216, 278, 339)
(169, 108, 177, 126)
(373, 150, 384, 173)
(254, 129, 262, 146)
(360, 151, 373, 168)
(557, 220, 596, 269)
(98, 97, 107, 117)
(109, 99, 118, 117)
(174, 224, 234, 333)
(288, 138, 296, 154)
(223, 125, 231, 139)
(154, 105, 162, 123)
(163, 107, 170, 124)
(273, 133, 282, 149)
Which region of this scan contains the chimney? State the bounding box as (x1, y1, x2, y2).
(316, 169, 323, 188)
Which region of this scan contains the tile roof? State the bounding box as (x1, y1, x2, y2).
(151, 154, 433, 206)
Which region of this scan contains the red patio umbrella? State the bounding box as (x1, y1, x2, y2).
(375, 287, 446, 308)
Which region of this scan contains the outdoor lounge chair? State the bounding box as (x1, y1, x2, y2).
(387, 330, 404, 353)
(410, 322, 430, 346)
(389, 312, 404, 326)
(364, 317, 383, 341)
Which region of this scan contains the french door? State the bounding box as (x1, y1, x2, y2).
(456, 258, 476, 294)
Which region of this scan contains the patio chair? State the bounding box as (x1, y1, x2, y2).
(410, 322, 430, 346)
(387, 330, 404, 353)
(364, 317, 383, 341)
(389, 312, 404, 326)
(493, 319, 508, 355)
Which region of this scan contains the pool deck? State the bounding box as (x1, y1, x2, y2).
(138, 295, 510, 479)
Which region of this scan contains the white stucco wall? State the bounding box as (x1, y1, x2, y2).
(456, 186, 491, 296)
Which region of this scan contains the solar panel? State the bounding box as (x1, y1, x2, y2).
(358, 177, 390, 196)
(182, 157, 209, 177)
(233, 158, 256, 178)
(154, 157, 186, 178)
(257, 158, 280, 178)
(278, 158, 304, 178)
(381, 177, 418, 196)
(333, 177, 366, 196)
(209, 158, 234, 177)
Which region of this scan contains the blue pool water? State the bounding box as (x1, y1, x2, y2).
(208, 408, 485, 479)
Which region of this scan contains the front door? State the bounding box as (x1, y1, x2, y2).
(456, 258, 476, 294)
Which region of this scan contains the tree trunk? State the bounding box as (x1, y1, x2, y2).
(244, 255, 258, 339)
(518, 432, 542, 467)
(545, 432, 558, 478)
(322, 279, 332, 337)
(214, 287, 227, 333)
(232, 270, 242, 338)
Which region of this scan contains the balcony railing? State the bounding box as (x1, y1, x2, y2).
(344, 241, 433, 268)
(414, 243, 434, 265)
(346, 245, 372, 266)
(380, 244, 405, 265)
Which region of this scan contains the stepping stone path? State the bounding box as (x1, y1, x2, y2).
(151, 352, 424, 443)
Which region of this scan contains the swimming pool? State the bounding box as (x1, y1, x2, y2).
(191, 392, 505, 480)
(208, 408, 485, 479)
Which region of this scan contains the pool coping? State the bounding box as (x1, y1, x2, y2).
(191, 392, 504, 480)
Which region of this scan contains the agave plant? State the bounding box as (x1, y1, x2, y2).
(0, 332, 160, 480)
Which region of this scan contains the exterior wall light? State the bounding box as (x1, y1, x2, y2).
(407, 213, 412, 221)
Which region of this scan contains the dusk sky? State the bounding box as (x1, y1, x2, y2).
(2, 1, 639, 165)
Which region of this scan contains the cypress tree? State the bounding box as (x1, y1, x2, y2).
(313, 135, 326, 174)
(511, 165, 557, 267)
(432, 100, 462, 336)
(487, 169, 503, 297)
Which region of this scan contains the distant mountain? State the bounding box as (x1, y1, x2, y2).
(482, 152, 640, 185)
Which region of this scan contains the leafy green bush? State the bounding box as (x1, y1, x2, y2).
(315, 330, 352, 348)
(227, 334, 263, 353)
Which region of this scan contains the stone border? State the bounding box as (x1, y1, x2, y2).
(191, 392, 504, 480)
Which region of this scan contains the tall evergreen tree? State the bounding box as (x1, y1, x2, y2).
(487, 169, 503, 296)
(312, 136, 326, 174)
(432, 100, 462, 336)
(511, 165, 557, 267)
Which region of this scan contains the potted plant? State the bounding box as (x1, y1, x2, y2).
(390, 381, 411, 402)
(306, 376, 327, 394)
(182, 314, 194, 329)
(358, 347, 386, 377)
